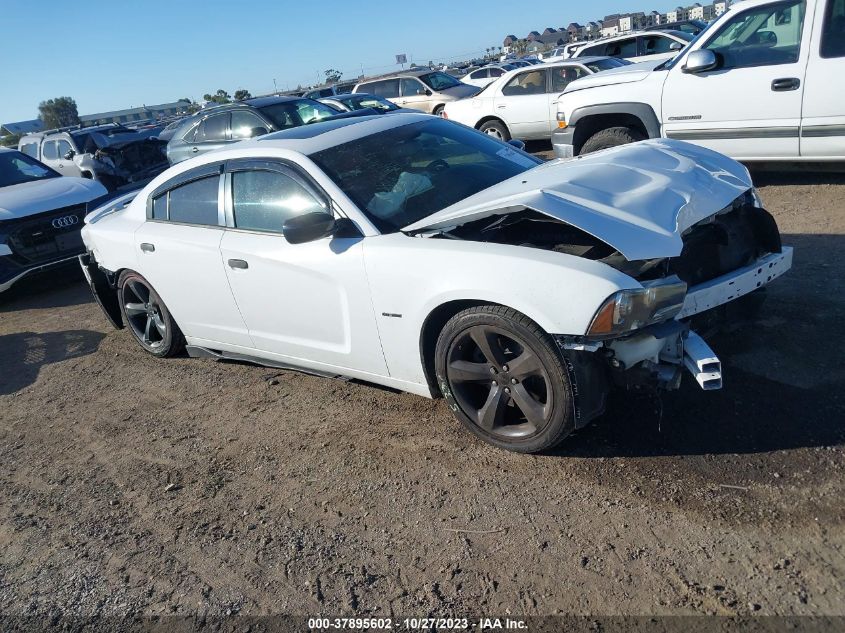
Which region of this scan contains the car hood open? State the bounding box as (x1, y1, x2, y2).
(402, 138, 753, 261)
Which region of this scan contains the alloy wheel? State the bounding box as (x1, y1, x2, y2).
(123, 279, 167, 350)
(445, 325, 552, 438)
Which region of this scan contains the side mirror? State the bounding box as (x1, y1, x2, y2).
(63, 149, 76, 160)
(250, 126, 269, 137)
(425, 89, 433, 96)
(507, 139, 526, 151)
(669, 41, 683, 51)
(282, 211, 336, 244)
(683, 49, 718, 74)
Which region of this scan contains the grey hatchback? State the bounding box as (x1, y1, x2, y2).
(166, 96, 338, 164)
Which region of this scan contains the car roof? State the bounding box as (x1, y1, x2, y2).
(242, 95, 304, 108)
(245, 111, 430, 154)
(359, 69, 433, 81)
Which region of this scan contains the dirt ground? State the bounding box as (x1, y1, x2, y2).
(1, 153, 843, 628)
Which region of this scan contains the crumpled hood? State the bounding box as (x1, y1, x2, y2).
(564, 59, 664, 94)
(403, 138, 753, 261)
(0, 177, 108, 221)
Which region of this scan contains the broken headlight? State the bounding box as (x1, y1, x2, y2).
(587, 276, 687, 337)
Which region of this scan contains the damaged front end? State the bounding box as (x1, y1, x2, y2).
(427, 189, 792, 398)
(76, 137, 168, 190)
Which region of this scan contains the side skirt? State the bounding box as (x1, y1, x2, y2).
(185, 345, 349, 380)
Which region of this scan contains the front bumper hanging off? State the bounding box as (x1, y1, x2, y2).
(563, 247, 793, 392)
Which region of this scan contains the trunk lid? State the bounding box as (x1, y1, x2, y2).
(402, 139, 752, 261)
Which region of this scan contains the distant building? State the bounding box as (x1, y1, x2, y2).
(80, 100, 192, 127)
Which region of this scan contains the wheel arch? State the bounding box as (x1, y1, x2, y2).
(419, 298, 565, 398)
(475, 115, 509, 131)
(569, 103, 660, 154)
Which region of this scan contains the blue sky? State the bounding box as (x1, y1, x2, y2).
(3, 0, 647, 123)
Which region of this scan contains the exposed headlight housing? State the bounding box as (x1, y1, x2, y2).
(587, 276, 687, 337)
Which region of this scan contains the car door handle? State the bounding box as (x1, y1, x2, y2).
(227, 258, 248, 270)
(771, 77, 800, 92)
(140, 242, 155, 253)
(496, 104, 507, 109)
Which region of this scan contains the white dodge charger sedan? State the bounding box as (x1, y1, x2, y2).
(80, 112, 792, 453)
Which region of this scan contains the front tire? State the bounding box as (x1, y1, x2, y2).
(117, 271, 185, 358)
(478, 119, 511, 142)
(435, 305, 575, 453)
(579, 126, 645, 154)
(432, 104, 445, 117)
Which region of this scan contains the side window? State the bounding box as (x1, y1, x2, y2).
(319, 88, 334, 97)
(640, 35, 679, 55)
(42, 141, 59, 160)
(705, 0, 806, 68)
(56, 139, 73, 158)
(821, 0, 845, 58)
(550, 65, 588, 92)
(370, 79, 400, 98)
(167, 176, 221, 225)
(196, 113, 229, 142)
(152, 193, 168, 220)
(501, 69, 547, 96)
(231, 111, 268, 139)
(20, 143, 38, 158)
(232, 170, 325, 233)
(606, 38, 638, 57)
(580, 43, 604, 57)
(469, 69, 486, 79)
(489, 68, 504, 78)
(400, 78, 425, 97)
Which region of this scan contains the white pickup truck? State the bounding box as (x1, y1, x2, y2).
(552, 0, 844, 161)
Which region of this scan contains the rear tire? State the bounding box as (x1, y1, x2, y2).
(580, 126, 645, 154)
(432, 104, 445, 117)
(435, 305, 575, 453)
(478, 119, 511, 142)
(117, 271, 185, 358)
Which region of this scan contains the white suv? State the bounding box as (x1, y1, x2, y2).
(553, 0, 845, 161)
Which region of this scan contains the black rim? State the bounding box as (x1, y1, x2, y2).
(123, 279, 167, 350)
(446, 325, 552, 439)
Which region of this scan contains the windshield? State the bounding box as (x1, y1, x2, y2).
(0, 151, 60, 188)
(662, 19, 720, 70)
(310, 118, 541, 233)
(419, 72, 462, 91)
(338, 94, 399, 112)
(583, 58, 632, 72)
(259, 99, 338, 129)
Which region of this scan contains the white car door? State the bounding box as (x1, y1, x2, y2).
(134, 166, 253, 348)
(662, 0, 810, 159)
(800, 0, 845, 158)
(496, 68, 551, 139)
(218, 160, 388, 376)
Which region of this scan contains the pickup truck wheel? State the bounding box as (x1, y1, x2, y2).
(479, 120, 511, 141)
(433, 105, 445, 117)
(435, 305, 575, 453)
(580, 126, 645, 154)
(117, 271, 185, 358)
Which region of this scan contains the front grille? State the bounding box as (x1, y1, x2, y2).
(668, 204, 782, 287)
(4, 204, 87, 265)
